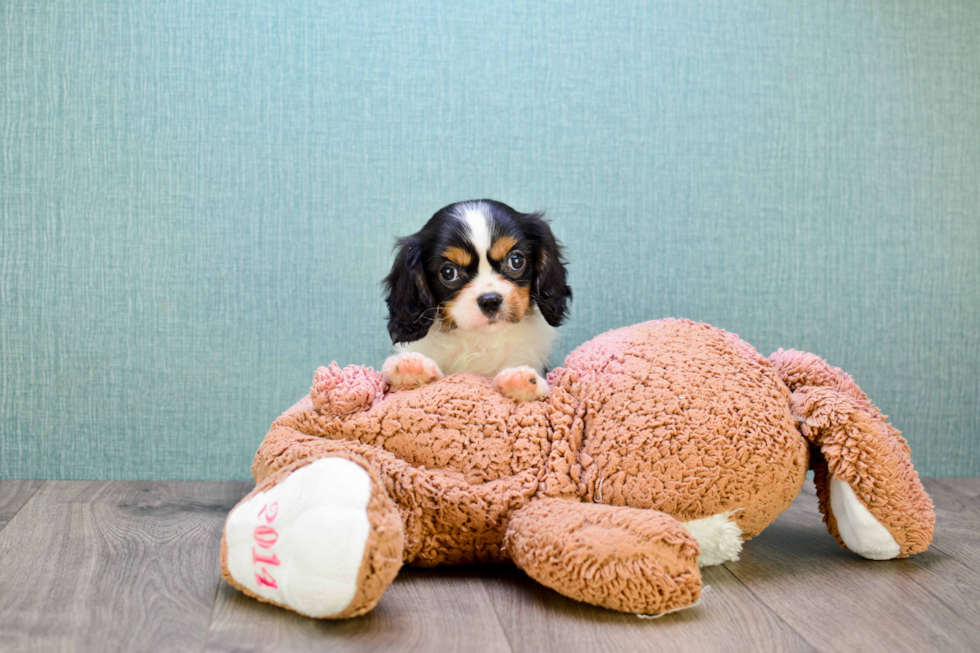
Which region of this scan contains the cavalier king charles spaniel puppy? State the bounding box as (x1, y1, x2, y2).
(382, 200, 571, 402)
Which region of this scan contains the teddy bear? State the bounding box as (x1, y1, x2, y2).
(219, 318, 934, 619)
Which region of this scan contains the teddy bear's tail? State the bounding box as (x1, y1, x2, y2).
(768, 349, 934, 559)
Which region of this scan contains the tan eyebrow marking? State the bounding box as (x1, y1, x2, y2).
(489, 235, 518, 260)
(443, 246, 472, 267)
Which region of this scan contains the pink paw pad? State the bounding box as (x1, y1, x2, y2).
(494, 366, 549, 402)
(382, 352, 443, 390)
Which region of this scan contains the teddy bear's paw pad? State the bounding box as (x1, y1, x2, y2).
(830, 479, 901, 560)
(382, 352, 444, 389)
(494, 365, 550, 402)
(224, 458, 372, 618)
(683, 512, 744, 567)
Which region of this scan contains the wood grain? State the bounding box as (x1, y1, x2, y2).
(0, 478, 977, 652)
(722, 480, 980, 653)
(933, 477, 980, 498)
(921, 478, 980, 572)
(0, 480, 250, 653)
(0, 480, 44, 531)
(482, 562, 814, 653)
(203, 566, 513, 653)
(205, 567, 510, 653)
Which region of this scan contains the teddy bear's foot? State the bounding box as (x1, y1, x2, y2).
(829, 479, 900, 560)
(505, 499, 701, 614)
(770, 348, 934, 558)
(493, 365, 549, 402)
(382, 352, 444, 390)
(221, 455, 404, 618)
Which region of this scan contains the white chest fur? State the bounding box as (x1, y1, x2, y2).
(394, 309, 558, 376)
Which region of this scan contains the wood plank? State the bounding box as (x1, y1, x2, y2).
(920, 478, 980, 572)
(482, 555, 814, 653)
(931, 476, 980, 498)
(722, 481, 980, 653)
(0, 477, 976, 652)
(204, 566, 513, 653)
(0, 480, 251, 653)
(0, 480, 44, 531)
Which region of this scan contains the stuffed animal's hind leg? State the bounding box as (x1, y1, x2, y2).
(252, 424, 538, 566)
(505, 499, 702, 615)
(770, 350, 934, 559)
(221, 451, 404, 619)
(224, 430, 538, 619)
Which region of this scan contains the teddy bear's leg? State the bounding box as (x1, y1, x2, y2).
(504, 499, 702, 615)
(251, 424, 540, 568)
(221, 452, 404, 619)
(769, 349, 935, 559)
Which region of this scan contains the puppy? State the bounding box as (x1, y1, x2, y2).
(382, 200, 571, 402)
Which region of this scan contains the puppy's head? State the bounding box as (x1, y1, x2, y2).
(383, 200, 571, 344)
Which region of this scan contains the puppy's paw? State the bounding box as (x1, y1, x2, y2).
(494, 366, 550, 403)
(382, 352, 444, 390)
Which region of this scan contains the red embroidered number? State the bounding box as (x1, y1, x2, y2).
(258, 502, 278, 523)
(254, 524, 278, 548)
(255, 566, 278, 589)
(253, 502, 280, 590)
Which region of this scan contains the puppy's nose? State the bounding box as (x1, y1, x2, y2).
(477, 293, 503, 316)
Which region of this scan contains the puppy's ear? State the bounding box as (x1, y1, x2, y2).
(383, 235, 436, 344)
(526, 213, 572, 327)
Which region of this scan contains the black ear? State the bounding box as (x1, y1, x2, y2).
(526, 213, 572, 327)
(383, 235, 436, 344)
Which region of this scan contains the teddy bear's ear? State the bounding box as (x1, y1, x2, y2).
(524, 213, 572, 327)
(311, 363, 386, 416)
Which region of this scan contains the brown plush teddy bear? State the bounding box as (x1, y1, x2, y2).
(220, 319, 934, 619)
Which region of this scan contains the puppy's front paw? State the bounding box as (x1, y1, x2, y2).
(382, 352, 443, 390)
(494, 366, 550, 402)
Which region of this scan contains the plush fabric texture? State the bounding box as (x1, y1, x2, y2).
(768, 349, 935, 556)
(221, 451, 404, 618)
(505, 499, 702, 614)
(221, 319, 934, 617)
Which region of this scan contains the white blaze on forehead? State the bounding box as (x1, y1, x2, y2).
(459, 204, 492, 275)
(448, 202, 519, 330)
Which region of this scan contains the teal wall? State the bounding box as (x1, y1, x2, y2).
(2, 1, 978, 480)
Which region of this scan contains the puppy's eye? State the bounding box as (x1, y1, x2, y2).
(507, 252, 525, 272)
(440, 265, 460, 283)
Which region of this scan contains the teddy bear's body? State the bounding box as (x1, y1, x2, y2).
(221, 319, 934, 619)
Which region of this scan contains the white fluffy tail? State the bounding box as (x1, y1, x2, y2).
(683, 511, 743, 567)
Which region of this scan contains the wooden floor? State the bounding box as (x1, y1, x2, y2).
(0, 478, 977, 653)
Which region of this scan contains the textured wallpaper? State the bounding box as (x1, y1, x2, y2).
(1, 0, 978, 480)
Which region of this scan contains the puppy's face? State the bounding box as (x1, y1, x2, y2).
(430, 205, 534, 331)
(384, 200, 571, 344)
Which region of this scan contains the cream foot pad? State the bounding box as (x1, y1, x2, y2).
(830, 479, 901, 560)
(224, 458, 373, 617)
